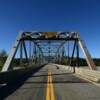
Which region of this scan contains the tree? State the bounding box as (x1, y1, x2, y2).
(0, 50, 8, 57)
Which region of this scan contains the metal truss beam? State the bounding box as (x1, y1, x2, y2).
(2, 33, 22, 72)
(78, 35, 96, 70)
(2, 31, 96, 72)
(22, 41, 28, 62)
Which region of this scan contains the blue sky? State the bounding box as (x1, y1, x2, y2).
(0, 0, 100, 58)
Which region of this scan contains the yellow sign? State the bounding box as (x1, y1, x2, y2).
(42, 32, 58, 38)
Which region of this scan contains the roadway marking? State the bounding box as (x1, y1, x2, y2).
(46, 66, 55, 100)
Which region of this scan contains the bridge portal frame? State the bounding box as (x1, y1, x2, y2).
(1, 32, 96, 72)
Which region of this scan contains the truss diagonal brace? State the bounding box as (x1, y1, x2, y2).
(1, 33, 22, 72)
(78, 35, 96, 70)
(23, 41, 28, 62)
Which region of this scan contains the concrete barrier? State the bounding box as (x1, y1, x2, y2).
(53, 64, 100, 83)
(75, 67, 100, 83)
(0, 64, 45, 84)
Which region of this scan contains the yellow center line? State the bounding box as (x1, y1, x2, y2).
(46, 66, 55, 100)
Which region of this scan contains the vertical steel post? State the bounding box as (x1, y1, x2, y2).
(20, 41, 23, 65)
(76, 40, 79, 67)
(71, 40, 76, 73)
(32, 43, 34, 64)
(67, 41, 70, 65)
(39, 50, 41, 64)
(34, 45, 37, 64)
(62, 46, 64, 64)
(29, 41, 32, 66)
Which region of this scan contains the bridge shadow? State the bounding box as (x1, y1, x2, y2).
(0, 69, 88, 99)
(30, 72, 72, 77)
(0, 65, 44, 100)
(25, 72, 88, 84)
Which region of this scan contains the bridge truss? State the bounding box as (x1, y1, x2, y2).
(2, 32, 96, 72)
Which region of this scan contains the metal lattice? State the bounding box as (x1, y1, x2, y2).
(2, 32, 96, 72)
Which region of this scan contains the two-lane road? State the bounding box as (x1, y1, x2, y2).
(1, 64, 100, 100)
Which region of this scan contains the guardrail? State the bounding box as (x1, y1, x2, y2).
(0, 64, 45, 84)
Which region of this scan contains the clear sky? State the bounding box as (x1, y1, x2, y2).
(0, 0, 100, 58)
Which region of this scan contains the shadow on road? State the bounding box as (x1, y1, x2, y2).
(25, 73, 88, 84)
(0, 65, 44, 100)
(0, 68, 88, 100)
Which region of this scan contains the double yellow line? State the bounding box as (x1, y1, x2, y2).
(46, 67, 55, 100)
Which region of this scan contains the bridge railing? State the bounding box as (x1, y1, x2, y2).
(54, 64, 100, 83)
(75, 67, 100, 83)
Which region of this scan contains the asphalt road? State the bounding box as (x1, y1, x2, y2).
(1, 64, 100, 100)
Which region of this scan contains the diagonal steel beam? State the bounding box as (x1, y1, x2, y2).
(2, 33, 22, 72)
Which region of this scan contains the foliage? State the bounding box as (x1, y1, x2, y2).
(0, 50, 8, 57)
(56, 57, 100, 66)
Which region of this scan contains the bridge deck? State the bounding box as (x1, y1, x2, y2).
(1, 64, 100, 100)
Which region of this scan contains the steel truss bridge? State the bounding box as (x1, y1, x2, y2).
(0, 32, 100, 100)
(2, 32, 96, 71)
